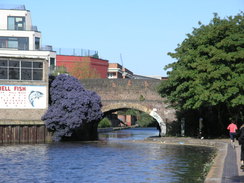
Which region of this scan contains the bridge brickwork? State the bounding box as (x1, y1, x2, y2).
(81, 79, 176, 135)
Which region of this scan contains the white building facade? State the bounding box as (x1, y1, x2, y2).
(0, 5, 55, 128)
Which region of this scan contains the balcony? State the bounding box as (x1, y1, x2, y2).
(0, 26, 39, 32)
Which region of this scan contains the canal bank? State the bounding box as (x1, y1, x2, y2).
(139, 137, 244, 183)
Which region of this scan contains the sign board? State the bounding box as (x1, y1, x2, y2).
(0, 85, 47, 109)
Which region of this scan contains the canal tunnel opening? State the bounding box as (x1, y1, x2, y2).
(100, 104, 166, 137)
(101, 103, 167, 136)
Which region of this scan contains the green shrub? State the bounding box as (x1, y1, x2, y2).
(98, 117, 112, 128)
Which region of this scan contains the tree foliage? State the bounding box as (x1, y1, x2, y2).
(42, 74, 103, 141)
(98, 117, 112, 128)
(51, 66, 68, 76)
(158, 12, 244, 135)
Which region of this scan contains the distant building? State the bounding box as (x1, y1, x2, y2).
(0, 5, 56, 124)
(56, 55, 109, 78)
(133, 74, 168, 80)
(108, 63, 133, 79)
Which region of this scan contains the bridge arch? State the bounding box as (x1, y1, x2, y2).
(102, 102, 166, 136)
(81, 79, 176, 136)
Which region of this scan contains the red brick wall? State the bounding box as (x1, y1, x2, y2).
(56, 55, 109, 78)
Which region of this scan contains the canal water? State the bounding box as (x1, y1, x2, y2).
(0, 128, 214, 183)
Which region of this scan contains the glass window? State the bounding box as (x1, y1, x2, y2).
(50, 58, 55, 67)
(33, 69, 42, 80)
(0, 37, 28, 50)
(18, 37, 29, 50)
(7, 17, 15, 30)
(7, 16, 25, 30)
(0, 68, 7, 79)
(0, 59, 43, 81)
(0, 60, 7, 67)
(0, 38, 6, 48)
(21, 61, 32, 68)
(21, 68, 32, 80)
(9, 61, 19, 67)
(33, 62, 43, 68)
(35, 37, 40, 50)
(8, 38, 18, 49)
(9, 68, 19, 80)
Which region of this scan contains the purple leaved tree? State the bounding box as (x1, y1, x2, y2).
(42, 74, 103, 141)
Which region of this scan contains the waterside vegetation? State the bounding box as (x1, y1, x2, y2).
(158, 12, 244, 137)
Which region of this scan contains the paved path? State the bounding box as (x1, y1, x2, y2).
(236, 145, 244, 182)
(222, 144, 241, 182)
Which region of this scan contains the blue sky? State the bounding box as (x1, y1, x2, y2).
(3, 0, 244, 76)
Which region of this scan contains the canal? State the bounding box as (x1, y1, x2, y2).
(0, 128, 215, 183)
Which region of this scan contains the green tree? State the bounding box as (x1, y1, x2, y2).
(98, 117, 112, 128)
(52, 66, 68, 76)
(158, 12, 244, 136)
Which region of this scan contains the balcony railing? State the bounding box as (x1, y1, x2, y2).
(0, 26, 39, 32)
(41, 45, 53, 51)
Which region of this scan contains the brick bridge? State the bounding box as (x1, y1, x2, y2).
(81, 79, 176, 136)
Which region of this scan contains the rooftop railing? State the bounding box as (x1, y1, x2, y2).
(53, 48, 99, 57)
(0, 4, 26, 10)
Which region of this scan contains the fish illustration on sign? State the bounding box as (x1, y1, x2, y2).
(28, 91, 44, 107)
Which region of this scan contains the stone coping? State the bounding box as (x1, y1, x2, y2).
(0, 120, 44, 125)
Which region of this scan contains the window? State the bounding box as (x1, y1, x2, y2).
(9, 61, 20, 80)
(33, 62, 43, 80)
(0, 60, 7, 79)
(108, 72, 116, 78)
(0, 37, 29, 50)
(50, 58, 55, 68)
(0, 59, 43, 81)
(8, 16, 26, 30)
(21, 61, 32, 80)
(35, 37, 40, 50)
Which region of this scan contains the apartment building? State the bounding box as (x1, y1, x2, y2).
(107, 63, 134, 79)
(0, 5, 56, 124)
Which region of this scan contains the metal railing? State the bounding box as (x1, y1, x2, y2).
(41, 45, 53, 51)
(0, 26, 39, 32)
(0, 4, 26, 10)
(53, 48, 98, 57)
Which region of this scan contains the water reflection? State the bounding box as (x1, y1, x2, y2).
(0, 128, 214, 183)
(99, 128, 159, 141)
